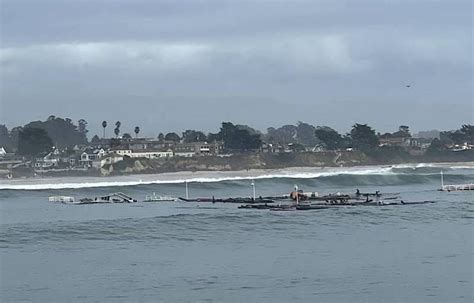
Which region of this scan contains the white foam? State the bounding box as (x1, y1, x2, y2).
(393, 162, 474, 169)
(2, 163, 472, 191)
(392, 163, 434, 169)
(0, 166, 395, 190)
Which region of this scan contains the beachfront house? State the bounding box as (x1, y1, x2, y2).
(450, 142, 473, 152)
(125, 138, 176, 151)
(174, 143, 197, 157)
(174, 142, 222, 157)
(34, 151, 60, 169)
(261, 143, 285, 153)
(79, 148, 106, 167)
(107, 147, 132, 156)
(92, 153, 124, 168)
(129, 149, 174, 159)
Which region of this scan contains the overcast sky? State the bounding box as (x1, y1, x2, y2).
(1, 0, 472, 137)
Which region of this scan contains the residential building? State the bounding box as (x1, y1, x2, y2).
(35, 151, 60, 169)
(174, 143, 197, 157)
(130, 149, 174, 159)
(261, 143, 285, 153)
(125, 138, 176, 151)
(450, 142, 473, 152)
(108, 147, 132, 157)
(379, 137, 421, 149)
(174, 142, 222, 157)
(79, 148, 106, 167)
(93, 153, 124, 168)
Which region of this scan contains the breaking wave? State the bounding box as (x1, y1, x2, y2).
(0, 167, 392, 190)
(0, 164, 472, 191)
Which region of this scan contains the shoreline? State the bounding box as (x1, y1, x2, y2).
(2, 161, 473, 190)
(4, 149, 473, 181)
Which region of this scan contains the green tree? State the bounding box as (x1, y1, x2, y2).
(182, 130, 207, 143)
(9, 126, 22, 151)
(265, 125, 297, 144)
(102, 121, 107, 138)
(165, 132, 181, 142)
(219, 122, 262, 151)
(0, 124, 12, 151)
(17, 127, 53, 156)
(439, 131, 453, 145)
(350, 123, 379, 151)
(157, 133, 165, 141)
(207, 132, 221, 142)
(392, 125, 411, 138)
(114, 121, 121, 138)
(315, 126, 345, 150)
(448, 124, 474, 144)
(460, 124, 474, 144)
(426, 138, 446, 155)
(236, 124, 261, 136)
(134, 126, 140, 138)
(296, 121, 318, 146)
(24, 116, 87, 148)
(91, 135, 101, 144)
(109, 138, 122, 147)
(122, 133, 132, 140)
(78, 119, 88, 136)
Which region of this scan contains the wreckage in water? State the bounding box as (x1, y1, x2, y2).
(78, 192, 138, 204)
(439, 171, 474, 191)
(50, 192, 138, 204)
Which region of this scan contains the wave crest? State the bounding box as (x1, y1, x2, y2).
(0, 164, 472, 191)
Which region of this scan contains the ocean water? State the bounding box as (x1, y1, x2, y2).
(0, 163, 473, 302)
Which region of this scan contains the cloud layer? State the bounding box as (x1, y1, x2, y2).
(1, 0, 472, 135)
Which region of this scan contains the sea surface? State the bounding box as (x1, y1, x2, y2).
(0, 163, 473, 302)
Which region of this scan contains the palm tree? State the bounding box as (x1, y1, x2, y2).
(101, 121, 107, 139)
(114, 121, 121, 138)
(134, 126, 140, 138)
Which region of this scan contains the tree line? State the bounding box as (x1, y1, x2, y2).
(0, 115, 472, 157)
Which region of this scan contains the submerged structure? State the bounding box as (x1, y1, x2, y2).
(49, 192, 137, 204)
(439, 171, 474, 191)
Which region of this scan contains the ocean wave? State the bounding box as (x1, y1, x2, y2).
(0, 167, 393, 190)
(392, 163, 474, 169)
(0, 164, 472, 191)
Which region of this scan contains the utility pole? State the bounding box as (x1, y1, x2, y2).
(294, 184, 299, 205)
(251, 180, 256, 201)
(185, 180, 189, 200)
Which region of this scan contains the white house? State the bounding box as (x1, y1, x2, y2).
(174, 151, 196, 158)
(130, 149, 174, 159)
(80, 148, 106, 167)
(93, 153, 124, 168)
(0, 147, 6, 158)
(107, 148, 133, 156)
(451, 142, 473, 152)
(35, 151, 60, 169)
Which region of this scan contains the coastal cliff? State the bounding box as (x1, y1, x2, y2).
(6, 150, 472, 178)
(99, 150, 473, 176)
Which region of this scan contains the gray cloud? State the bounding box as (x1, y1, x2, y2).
(1, 0, 472, 136)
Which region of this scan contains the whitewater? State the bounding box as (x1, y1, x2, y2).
(1, 162, 473, 191)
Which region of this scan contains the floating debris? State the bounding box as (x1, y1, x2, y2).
(49, 196, 75, 203)
(144, 193, 177, 202)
